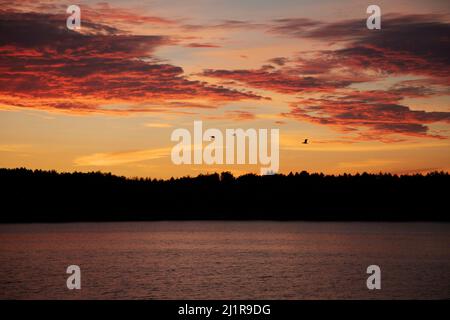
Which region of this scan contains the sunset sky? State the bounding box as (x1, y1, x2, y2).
(0, 0, 449, 178)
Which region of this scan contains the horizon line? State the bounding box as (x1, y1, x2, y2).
(1, 167, 448, 181)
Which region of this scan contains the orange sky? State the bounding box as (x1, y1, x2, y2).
(0, 0, 449, 178)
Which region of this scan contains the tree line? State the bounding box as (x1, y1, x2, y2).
(0, 168, 448, 222)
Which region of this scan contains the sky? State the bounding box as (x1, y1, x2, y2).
(0, 0, 449, 178)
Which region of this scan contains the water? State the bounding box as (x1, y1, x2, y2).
(0, 221, 449, 299)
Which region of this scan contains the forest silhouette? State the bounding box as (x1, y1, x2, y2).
(0, 168, 448, 222)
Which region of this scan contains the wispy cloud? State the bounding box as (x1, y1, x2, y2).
(0, 144, 31, 152)
(144, 122, 173, 128)
(74, 147, 170, 166)
(284, 90, 450, 139)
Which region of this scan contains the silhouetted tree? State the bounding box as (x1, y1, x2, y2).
(0, 167, 448, 222)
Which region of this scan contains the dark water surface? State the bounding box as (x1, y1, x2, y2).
(0, 221, 449, 299)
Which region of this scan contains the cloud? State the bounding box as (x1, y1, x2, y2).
(271, 14, 450, 82)
(0, 11, 263, 115)
(144, 123, 173, 128)
(267, 57, 289, 66)
(74, 147, 171, 166)
(0, 144, 31, 152)
(202, 14, 450, 95)
(204, 110, 256, 121)
(202, 67, 353, 94)
(1, 7, 448, 143)
(199, 14, 449, 140)
(185, 43, 221, 48)
(269, 18, 323, 37)
(0, 1, 176, 28)
(284, 90, 450, 139)
(182, 19, 266, 31)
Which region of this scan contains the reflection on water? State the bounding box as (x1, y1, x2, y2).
(0, 221, 449, 299)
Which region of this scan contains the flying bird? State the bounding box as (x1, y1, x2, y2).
(302, 139, 308, 144)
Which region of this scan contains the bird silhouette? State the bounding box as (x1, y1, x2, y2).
(302, 139, 308, 144)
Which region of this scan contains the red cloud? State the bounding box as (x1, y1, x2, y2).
(0, 11, 262, 115)
(204, 110, 256, 121)
(202, 67, 353, 94)
(201, 14, 450, 139)
(284, 90, 450, 139)
(185, 43, 221, 48)
(271, 14, 450, 83)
